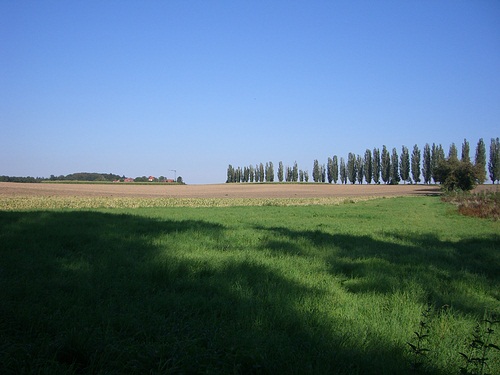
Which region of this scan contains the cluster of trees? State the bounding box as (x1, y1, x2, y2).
(227, 138, 500, 190)
(226, 162, 310, 183)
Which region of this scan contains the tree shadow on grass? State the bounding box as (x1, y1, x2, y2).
(0, 211, 435, 374)
(256, 226, 500, 317)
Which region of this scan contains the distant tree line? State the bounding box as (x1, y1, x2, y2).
(50, 172, 123, 182)
(0, 176, 45, 183)
(0, 172, 186, 184)
(226, 138, 500, 188)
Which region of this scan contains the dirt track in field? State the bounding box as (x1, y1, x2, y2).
(0, 182, 447, 199)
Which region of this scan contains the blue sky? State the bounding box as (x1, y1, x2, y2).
(1, 1, 499, 184)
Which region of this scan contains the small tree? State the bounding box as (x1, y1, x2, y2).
(411, 144, 421, 184)
(489, 137, 500, 184)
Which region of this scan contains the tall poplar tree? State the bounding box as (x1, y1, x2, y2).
(292, 162, 298, 182)
(461, 139, 470, 163)
(400, 145, 410, 184)
(327, 157, 334, 183)
(243, 166, 249, 182)
(448, 143, 458, 162)
(381, 146, 391, 184)
(489, 137, 500, 184)
(356, 155, 364, 184)
(475, 138, 487, 184)
(313, 160, 320, 182)
(332, 155, 339, 184)
(227, 164, 235, 183)
(372, 147, 381, 184)
(391, 148, 400, 184)
(431, 144, 445, 183)
(422, 143, 431, 184)
(278, 161, 284, 182)
(340, 157, 347, 184)
(285, 166, 292, 182)
(347, 153, 357, 184)
(411, 144, 421, 184)
(364, 149, 372, 184)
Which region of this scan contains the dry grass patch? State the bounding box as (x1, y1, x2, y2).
(443, 190, 500, 220)
(0, 195, 380, 210)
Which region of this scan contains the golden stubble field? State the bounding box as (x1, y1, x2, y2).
(2, 182, 496, 210)
(0, 182, 441, 199)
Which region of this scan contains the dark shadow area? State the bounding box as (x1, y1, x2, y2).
(0, 210, 446, 374)
(413, 187, 442, 196)
(256, 226, 500, 316)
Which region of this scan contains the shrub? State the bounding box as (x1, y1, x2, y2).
(434, 159, 479, 192)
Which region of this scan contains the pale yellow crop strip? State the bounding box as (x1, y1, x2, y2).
(0, 196, 381, 210)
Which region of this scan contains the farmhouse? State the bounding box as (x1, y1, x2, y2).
(112, 178, 134, 183)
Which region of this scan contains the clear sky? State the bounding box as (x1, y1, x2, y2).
(1, 1, 499, 184)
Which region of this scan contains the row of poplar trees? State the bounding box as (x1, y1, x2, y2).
(226, 138, 500, 184)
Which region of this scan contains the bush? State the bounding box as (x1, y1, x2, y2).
(434, 159, 479, 192)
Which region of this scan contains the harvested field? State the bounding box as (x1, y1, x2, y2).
(0, 182, 442, 199)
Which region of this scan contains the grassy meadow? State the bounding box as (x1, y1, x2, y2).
(0, 196, 499, 374)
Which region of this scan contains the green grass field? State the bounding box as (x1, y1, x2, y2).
(1, 196, 499, 374)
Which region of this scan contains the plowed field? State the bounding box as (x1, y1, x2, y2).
(0, 182, 443, 198)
